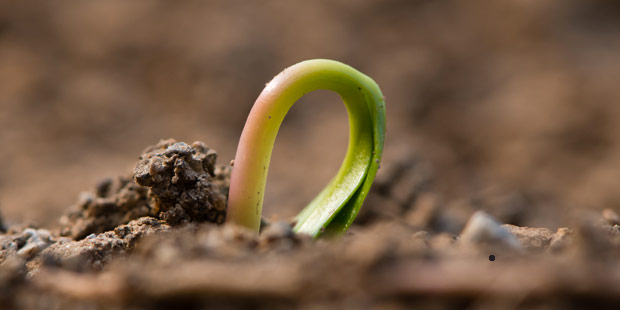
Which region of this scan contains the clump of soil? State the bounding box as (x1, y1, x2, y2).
(59, 139, 228, 240)
(59, 176, 153, 240)
(40, 217, 171, 273)
(133, 139, 227, 225)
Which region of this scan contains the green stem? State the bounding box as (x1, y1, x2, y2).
(226, 59, 385, 237)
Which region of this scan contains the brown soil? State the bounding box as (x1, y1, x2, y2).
(2, 1, 620, 309)
(2, 141, 620, 309)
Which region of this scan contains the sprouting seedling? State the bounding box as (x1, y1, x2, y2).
(226, 59, 385, 238)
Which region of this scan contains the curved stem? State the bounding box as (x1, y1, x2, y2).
(226, 59, 385, 237)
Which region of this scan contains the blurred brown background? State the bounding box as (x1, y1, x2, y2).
(1, 0, 619, 229)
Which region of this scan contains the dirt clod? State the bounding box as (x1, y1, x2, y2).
(133, 139, 227, 226)
(60, 176, 153, 240)
(38, 217, 170, 273)
(503, 224, 574, 252)
(58, 139, 229, 241)
(0, 228, 55, 264)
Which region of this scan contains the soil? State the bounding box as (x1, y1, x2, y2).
(2, 1, 620, 309)
(1, 141, 620, 309)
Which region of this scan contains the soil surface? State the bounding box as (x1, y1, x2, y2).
(2, 141, 620, 309)
(2, 1, 620, 309)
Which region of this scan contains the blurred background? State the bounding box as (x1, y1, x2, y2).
(1, 0, 619, 230)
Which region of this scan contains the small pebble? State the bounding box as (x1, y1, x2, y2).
(460, 211, 522, 251)
(260, 221, 295, 242)
(16, 228, 55, 259)
(602, 208, 620, 226)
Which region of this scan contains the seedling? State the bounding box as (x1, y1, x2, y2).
(226, 59, 385, 238)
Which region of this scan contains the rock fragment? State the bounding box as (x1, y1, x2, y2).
(258, 221, 302, 251)
(602, 208, 620, 226)
(460, 211, 522, 252)
(16, 228, 55, 259)
(549, 227, 574, 252)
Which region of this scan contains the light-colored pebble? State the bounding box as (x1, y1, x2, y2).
(460, 211, 522, 251)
